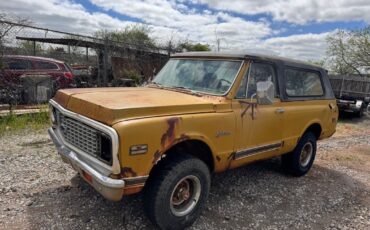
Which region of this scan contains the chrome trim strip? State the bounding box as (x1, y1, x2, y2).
(49, 99, 121, 174)
(234, 142, 282, 160)
(48, 128, 124, 188)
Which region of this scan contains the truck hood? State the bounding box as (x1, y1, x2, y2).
(53, 87, 221, 125)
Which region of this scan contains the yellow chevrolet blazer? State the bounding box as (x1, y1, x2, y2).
(48, 52, 338, 229)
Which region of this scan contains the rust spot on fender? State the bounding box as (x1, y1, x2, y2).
(228, 152, 236, 160)
(121, 167, 138, 178)
(239, 101, 258, 120)
(123, 185, 144, 195)
(152, 134, 190, 165)
(227, 152, 236, 169)
(153, 118, 193, 165)
(216, 155, 221, 162)
(161, 117, 181, 149)
(178, 133, 190, 142)
(152, 150, 161, 165)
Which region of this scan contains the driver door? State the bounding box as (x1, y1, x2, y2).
(230, 61, 284, 168)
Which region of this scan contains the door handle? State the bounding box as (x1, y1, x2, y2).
(275, 108, 285, 114)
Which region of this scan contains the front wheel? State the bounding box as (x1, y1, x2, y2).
(282, 132, 317, 176)
(144, 154, 211, 230)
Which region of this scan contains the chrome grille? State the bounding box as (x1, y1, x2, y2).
(57, 111, 101, 157)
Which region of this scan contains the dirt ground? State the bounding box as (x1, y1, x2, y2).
(0, 113, 369, 229)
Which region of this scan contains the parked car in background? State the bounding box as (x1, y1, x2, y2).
(329, 75, 370, 117)
(1, 55, 74, 88)
(0, 55, 75, 104)
(49, 52, 338, 229)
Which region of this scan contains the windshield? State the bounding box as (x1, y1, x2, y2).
(152, 59, 242, 95)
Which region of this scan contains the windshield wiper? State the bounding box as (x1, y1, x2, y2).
(168, 86, 202, 96)
(170, 86, 189, 90)
(148, 81, 163, 88)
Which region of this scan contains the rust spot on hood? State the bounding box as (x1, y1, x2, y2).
(121, 167, 138, 178)
(239, 101, 258, 120)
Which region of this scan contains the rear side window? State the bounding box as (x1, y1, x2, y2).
(285, 68, 324, 97)
(35, 61, 59, 70)
(3, 59, 31, 70)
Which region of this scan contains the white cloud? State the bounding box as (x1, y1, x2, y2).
(262, 32, 333, 60)
(196, 0, 370, 24)
(88, 0, 273, 49)
(0, 0, 340, 61)
(0, 0, 135, 35)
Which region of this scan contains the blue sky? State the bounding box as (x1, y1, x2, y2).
(1, 0, 369, 60)
(75, 0, 368, 37)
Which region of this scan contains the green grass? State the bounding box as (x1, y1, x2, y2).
(0, 110, 50, 135)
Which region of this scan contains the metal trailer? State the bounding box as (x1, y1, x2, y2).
(329, 75, 370, 117)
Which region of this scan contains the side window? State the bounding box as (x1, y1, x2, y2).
(3, 59, 31, 70)
(35, 61, 59, 70)
(285, 68, 323, 97)
(236, 63, 276, 99)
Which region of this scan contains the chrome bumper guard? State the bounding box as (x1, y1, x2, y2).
(48, 128, 125, 201)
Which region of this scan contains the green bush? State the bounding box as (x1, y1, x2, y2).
(123, 69, 142, 84)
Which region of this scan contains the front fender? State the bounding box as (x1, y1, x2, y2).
(113, 112, 235, 178)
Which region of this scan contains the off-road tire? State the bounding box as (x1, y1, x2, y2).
(144, 154, 211, 230)
(282, 132, 317, 177)
(356, 108, 364, 118)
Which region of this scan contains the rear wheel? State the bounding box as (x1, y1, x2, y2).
(144, 154, 210, 230)
(356, 108, 364, 117)
(282, 132, 317, 176)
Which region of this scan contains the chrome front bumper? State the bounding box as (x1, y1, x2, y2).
(48, 128, 125, 201)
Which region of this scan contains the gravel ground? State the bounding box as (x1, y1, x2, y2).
(0, 114, 369, 229)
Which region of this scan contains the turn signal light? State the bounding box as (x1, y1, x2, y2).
(82, 170, 93, 183)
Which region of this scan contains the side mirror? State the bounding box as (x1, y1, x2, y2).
(256, 81, 274, 105)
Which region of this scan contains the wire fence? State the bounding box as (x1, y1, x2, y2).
(0, 20, 172, 107)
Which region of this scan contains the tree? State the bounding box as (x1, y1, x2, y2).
(19, 41, 42, 55)
(0, 14, 31, 53)
(326, 27, 370, 75)
(95, 25, 156, 49)
(307, 59, 326, 68)
(178, 42, 211, 52)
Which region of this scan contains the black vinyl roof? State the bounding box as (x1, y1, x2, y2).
(172, 52, 325, 71)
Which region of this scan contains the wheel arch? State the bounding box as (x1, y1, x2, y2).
(148, 138, 215, 180)
(302, 122, 322, 140)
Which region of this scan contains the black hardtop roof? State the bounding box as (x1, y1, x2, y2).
(171, 52, 326, 72)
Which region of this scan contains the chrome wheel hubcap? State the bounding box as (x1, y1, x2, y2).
(300, 142, 313, 167)
(170, 175, 201, 217)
